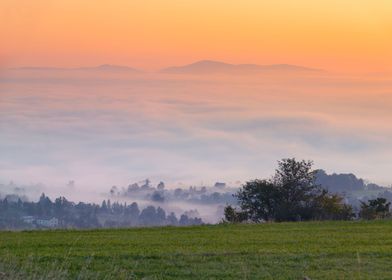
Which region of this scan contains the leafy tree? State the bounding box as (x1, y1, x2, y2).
(234, 180, 276, 222)
(272, 159, 321, 221)
(223, 205, 247, 223)
(101, 200, 108, 212)
(151, 191, 165, 202)
(156, 207, 166, 225)
(179, 214, 189, 225)
(226, 158, 354, 222)
(166, 212, 178, 225)
(139, 206, 158, 226)
(157, 181, 165, 190)
(360, 198, 391, 220)
(125, 202, 140, 225)
(315, 192, 355, 220)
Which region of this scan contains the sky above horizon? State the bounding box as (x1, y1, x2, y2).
(1, 0, 392, 73)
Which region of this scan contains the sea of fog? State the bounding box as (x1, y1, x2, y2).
(1, 69, 392, 221)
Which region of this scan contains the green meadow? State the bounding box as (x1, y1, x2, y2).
(1, 220, 392, 279)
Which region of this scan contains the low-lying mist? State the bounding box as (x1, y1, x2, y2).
(0, 179, 237, 223)
(1, 68, 392, 223)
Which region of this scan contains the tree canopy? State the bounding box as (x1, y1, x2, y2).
(359, 198, 391, 220)
(225, 158, 354, 222)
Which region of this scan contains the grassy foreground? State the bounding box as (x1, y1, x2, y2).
(1, 221, 392, 279)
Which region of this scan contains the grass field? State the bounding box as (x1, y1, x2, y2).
(1, 221, 392, 279)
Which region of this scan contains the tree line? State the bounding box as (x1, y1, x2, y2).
(224, 158, 391, 223)
(0, 194, 202, 230)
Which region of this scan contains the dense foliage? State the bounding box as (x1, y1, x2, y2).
(225, 158, 354, 222)
(359, 197, 391, 220)
(0, 194, 202, 230)
(110, 179, 236, 205)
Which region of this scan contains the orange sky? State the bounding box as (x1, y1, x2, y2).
(1, 0, 391, 72)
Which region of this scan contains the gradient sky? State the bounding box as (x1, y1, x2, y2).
(1, 1, 392, 199)
(1, 0, 392, 72)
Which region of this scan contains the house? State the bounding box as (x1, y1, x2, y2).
(35, 217, 59, 228)
(21, 216, 35, 224)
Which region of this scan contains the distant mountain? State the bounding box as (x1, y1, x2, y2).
(161, 60, 323, 74)
(12, 64, 141, 73)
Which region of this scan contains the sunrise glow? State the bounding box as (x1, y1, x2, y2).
(1, 0, 392, 72)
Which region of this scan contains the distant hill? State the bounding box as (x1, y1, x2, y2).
(161, 60, 323, 74)
(12, 64, 141, 73)
(316, 169, 385, 193)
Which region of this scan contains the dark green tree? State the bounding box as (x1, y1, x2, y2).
(235, 179, 277, 222)
(360, 198, 391, 220)
(223, 205, 248, 223)
(225, 158, 354, 222)
(314, 192, 355, 220)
